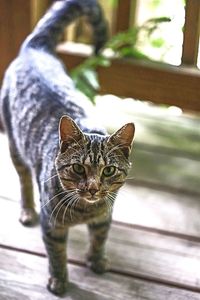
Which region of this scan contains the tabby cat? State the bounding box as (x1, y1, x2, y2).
(0, 0, 135, 295)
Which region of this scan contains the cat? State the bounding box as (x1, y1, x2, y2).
(0, 0, 135, 295)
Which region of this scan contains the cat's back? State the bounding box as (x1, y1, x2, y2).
(1, 47, 90, 131)
(1, 48, 104, 154)
(2, 48, 77, 108)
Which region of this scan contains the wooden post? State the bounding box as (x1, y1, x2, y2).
(181, 0, 200, 66)
(0, 0, 32, 82)
(112, 0, 132, 34)
(31, 0, 51, 28)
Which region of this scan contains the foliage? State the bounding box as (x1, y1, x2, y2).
(71, 17, 171, 103)
(70, 56, 110, 104)
(108, 0, 118, 7)
(106, 17, 171, 59)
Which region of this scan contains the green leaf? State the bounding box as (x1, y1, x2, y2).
(75, 78, 96, 104)
(146, 17, 171, 24)
(83, 69, 100, 91)
(151, 37, 165, 48)
(95, 56, 111, 67)
(150, 0, 162, 9)
(109, 0, 118, 7)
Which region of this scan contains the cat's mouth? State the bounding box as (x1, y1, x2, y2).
(78, 190, 107, 204)
(83, 195, 100, 204)
(85, 198, 98, 204)
(79, 192, 101, 204)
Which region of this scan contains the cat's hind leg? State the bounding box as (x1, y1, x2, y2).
(87, 218, 111, 274)
(1, 92, 38, 226)
(10, 148, 38, 226)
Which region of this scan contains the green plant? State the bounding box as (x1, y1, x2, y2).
(106, 17, 171, 59)
(70, 17, 171, 103)
(70, 55, 110, 104)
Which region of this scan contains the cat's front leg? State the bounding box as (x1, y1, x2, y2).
(87, 218, 111, 274)
(41, 221, 68, 295)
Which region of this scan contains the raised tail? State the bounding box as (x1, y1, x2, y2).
(22, 0, 108, 54)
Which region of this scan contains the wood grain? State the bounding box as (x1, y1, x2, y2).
(1, 248, 200, 300)
(58, 45, 200, 112)
(1, 199, 200, 291)
(0, 0, 32, 82)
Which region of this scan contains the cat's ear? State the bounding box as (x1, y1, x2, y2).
(108, 123, 135, 158)
(59, 115, 84, 153)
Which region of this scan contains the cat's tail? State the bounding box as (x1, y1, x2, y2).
(22, 0, 108, 54)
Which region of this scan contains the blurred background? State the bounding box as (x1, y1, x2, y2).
(1, 1, 200, 298)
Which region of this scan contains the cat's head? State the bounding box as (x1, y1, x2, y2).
(55, 115, 135, 204)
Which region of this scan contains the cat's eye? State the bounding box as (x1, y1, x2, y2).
(72, 163, 85, 175)
(103, 166, 116, 177)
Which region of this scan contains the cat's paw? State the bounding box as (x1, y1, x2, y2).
(19, 208, 38, 226)
(87, 255, 110, 274)
(47, 277, 68, 295)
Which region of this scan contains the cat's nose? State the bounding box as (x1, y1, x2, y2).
(89, 188, 98, 196)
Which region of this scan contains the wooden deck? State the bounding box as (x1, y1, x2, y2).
(0, 101, 200, 299)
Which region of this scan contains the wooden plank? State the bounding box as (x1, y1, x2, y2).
(182, 0, 200, 65)
(130, 146, 200, 195)
(115, 184, 200, 236)
(1, 248, 200, 300)
(97, 59, 200, 112)
(0, 0, 32, 82)
(1, 199, 200, 291)
(95, 96, 200, 158)
(57, 44, 200, 112)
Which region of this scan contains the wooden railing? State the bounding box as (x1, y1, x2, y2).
(1, 0, 200, 112)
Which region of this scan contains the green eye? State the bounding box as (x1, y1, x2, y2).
(103, 166, 116, 177)
(73, 163, 85, 175)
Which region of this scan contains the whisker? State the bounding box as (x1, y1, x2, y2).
(49, 199, 64, 226)
(53, 193, 75, 227)
(70, 196, 80, 220)
(48, 190, 77, 226)
(107, 194, 115, 205)
(69, 195, 79, 221)
(126, 176, 135, 180)
(42, 174, 58, 184)
(42, 188, 77, 209)
(42, 190, 67, 209)
(62, 193, 78, 224)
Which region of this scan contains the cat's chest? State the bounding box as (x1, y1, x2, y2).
(42, 177, 111, 227)
(47, 198, 109, 227)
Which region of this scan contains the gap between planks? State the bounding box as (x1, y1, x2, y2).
(2, 193, 200, 244)
(1, 192, 200, 244)
(1, 247, 200, 300)
(1, 243, 200, 296)
(1, 198, 200, 294)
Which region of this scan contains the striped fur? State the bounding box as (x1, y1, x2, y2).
(0, 0, 134, 295)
